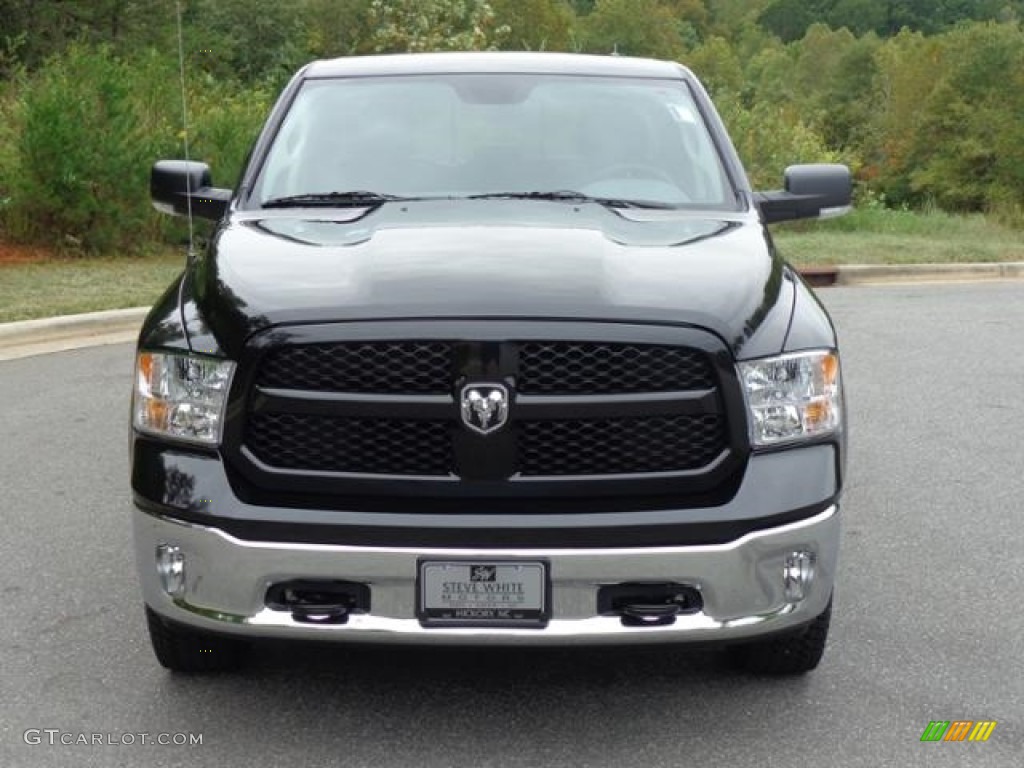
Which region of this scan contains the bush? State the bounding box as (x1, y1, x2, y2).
(187, 75, 273, 190)
(713, 91, 843, 189)
(0, 44, 272, 254)
(1, 45, 176, 252)
(906, 22, 1024, 215)
(0, 73, 22, 221)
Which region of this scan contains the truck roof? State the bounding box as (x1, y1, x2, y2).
(304, 51, 691, 80)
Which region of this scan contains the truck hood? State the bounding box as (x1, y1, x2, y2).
(190, 201, 793, 357)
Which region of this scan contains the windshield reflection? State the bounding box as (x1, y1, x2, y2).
(255, 74, 737, 210)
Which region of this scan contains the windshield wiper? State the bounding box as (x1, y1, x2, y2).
(261, 191, 410, 208)
(467, 191, 680, 209)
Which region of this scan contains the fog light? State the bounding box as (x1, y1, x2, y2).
(783, 551, 815, 602)
(156, 544, 187, 598)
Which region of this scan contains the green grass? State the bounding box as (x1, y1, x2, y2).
(774, 207, 1024, 266)
(0, 251, 184, 323)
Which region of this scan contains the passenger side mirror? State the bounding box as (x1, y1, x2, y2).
(755, 164, 852, 224)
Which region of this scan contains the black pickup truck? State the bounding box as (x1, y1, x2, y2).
(133, 52, 850, 674)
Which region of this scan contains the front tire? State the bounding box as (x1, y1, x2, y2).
(145, 606, 250, 673)
(728, 598, 832, 675)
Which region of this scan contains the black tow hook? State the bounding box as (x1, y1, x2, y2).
(265, 580, 371, 626)
(619, 602, 686, 626)
(597, 583, 703, 627)
(290, 603, 351, 625)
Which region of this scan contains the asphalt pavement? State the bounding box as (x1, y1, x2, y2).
(0, 281, 1021, 767)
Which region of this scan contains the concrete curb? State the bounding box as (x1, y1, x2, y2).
(800, 261, 1024, 287)
(0, 307, 148, 346)
(0, 307, 147, 360)
(0, 262, 1021, 359)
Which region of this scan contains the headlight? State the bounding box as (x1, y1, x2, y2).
(738, 350, 841, 447)
(133, 352, 235, 445)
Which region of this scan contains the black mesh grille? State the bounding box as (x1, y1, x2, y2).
(518, 415, 726, 475)
(256, 342, 452, 394)
(244, 336, 729, 482)
(247, 413, 452, 476)
(517, 342, 714, 394)
(255, 341, 713, 395)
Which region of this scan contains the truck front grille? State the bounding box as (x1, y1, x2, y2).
(517, 342, 713, 394)
(518, 415, 725, 476)
(237, 331, 737, 489)
(255, 340, 711, 396)
(247, 414, 452, 476)
(256, 341, 452, 394)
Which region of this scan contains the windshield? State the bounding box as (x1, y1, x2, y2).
(254, 74, 737, 209)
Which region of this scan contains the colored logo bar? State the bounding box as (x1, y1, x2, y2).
(920, 721, 997, 742)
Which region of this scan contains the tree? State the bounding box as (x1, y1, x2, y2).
(758, 0, 1024, 40)
(758, 0, 825, 42)
(707, 0, 774, 34)
(907, 22, 1024, 213)
(714, 93, 840, 188)
(0, 0, 164, 70)
(686, 35, 744, 95)
(368, 0, 509, 53)
(491, 0, 574, 51)
(864, 28, 944, 203)
(828, 0, 887, 35)
(185, 0, 307, 84)
(302, 0, 378, 57)
(577, 0, 689, 58)
(817, 33, 882, 150)
(664, 0, 712, 38)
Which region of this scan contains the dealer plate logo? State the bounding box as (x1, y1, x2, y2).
(459, 383, 509, 435)
(470, 565, 497, 581)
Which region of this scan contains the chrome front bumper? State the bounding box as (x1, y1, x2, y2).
(134, 505, 839, 646)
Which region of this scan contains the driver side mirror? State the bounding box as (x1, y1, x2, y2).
(150, 160, 232, 221)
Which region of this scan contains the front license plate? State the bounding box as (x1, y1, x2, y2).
(417, 560, 549, 627)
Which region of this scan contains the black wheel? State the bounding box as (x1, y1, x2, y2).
(728, 598, 832, 675)
(145, 606, 250, 674)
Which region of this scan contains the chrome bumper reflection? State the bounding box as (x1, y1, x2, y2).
(134, 505, 840, 646)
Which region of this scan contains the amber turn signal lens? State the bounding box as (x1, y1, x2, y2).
(821, 352, 839, 386)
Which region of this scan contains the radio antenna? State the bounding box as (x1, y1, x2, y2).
(176, 1, 196, 260)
